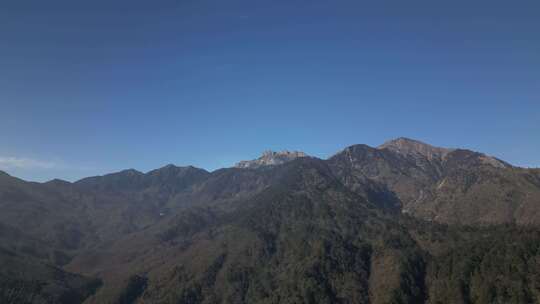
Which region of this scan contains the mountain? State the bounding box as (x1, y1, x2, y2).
(1, 138, 540, 303)
(329, 138, 539, 225)
(378, 137, 454, 161)
(235, 150, 308, 169)
(67, 158, 424, 304)
(378, 137, 508, 168)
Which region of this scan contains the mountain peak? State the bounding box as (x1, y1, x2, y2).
(44, 178, 72, 186)
(235, 150, 308, 169)
(147, 164, 208, 176)
(378, 137, 453, 160)
(118, 168, 143, 176)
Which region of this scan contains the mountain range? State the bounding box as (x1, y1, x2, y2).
(1, 137, 540, 304)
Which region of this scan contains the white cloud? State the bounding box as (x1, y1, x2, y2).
(0, 156, 57, 170)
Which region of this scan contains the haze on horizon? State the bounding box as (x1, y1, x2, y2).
(1, 0, 538, 182)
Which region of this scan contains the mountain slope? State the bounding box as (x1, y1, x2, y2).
(1, 138, 540, 303)
(0, 248, 101, 304)
(69, 158, 425, 304)
(68, 156, 540, 304)
(329, 139, 540, 225)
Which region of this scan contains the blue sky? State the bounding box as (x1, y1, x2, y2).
(1, 0, 539, 182)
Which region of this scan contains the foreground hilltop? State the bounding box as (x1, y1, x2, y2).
(1, 137, 540, 304)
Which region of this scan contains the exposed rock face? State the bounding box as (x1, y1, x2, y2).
(235, 150, 308, 169)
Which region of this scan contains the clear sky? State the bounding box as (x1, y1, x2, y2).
(1, 0, 539, 182)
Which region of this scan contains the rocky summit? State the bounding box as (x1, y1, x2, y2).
(234, 150, 308, 168)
